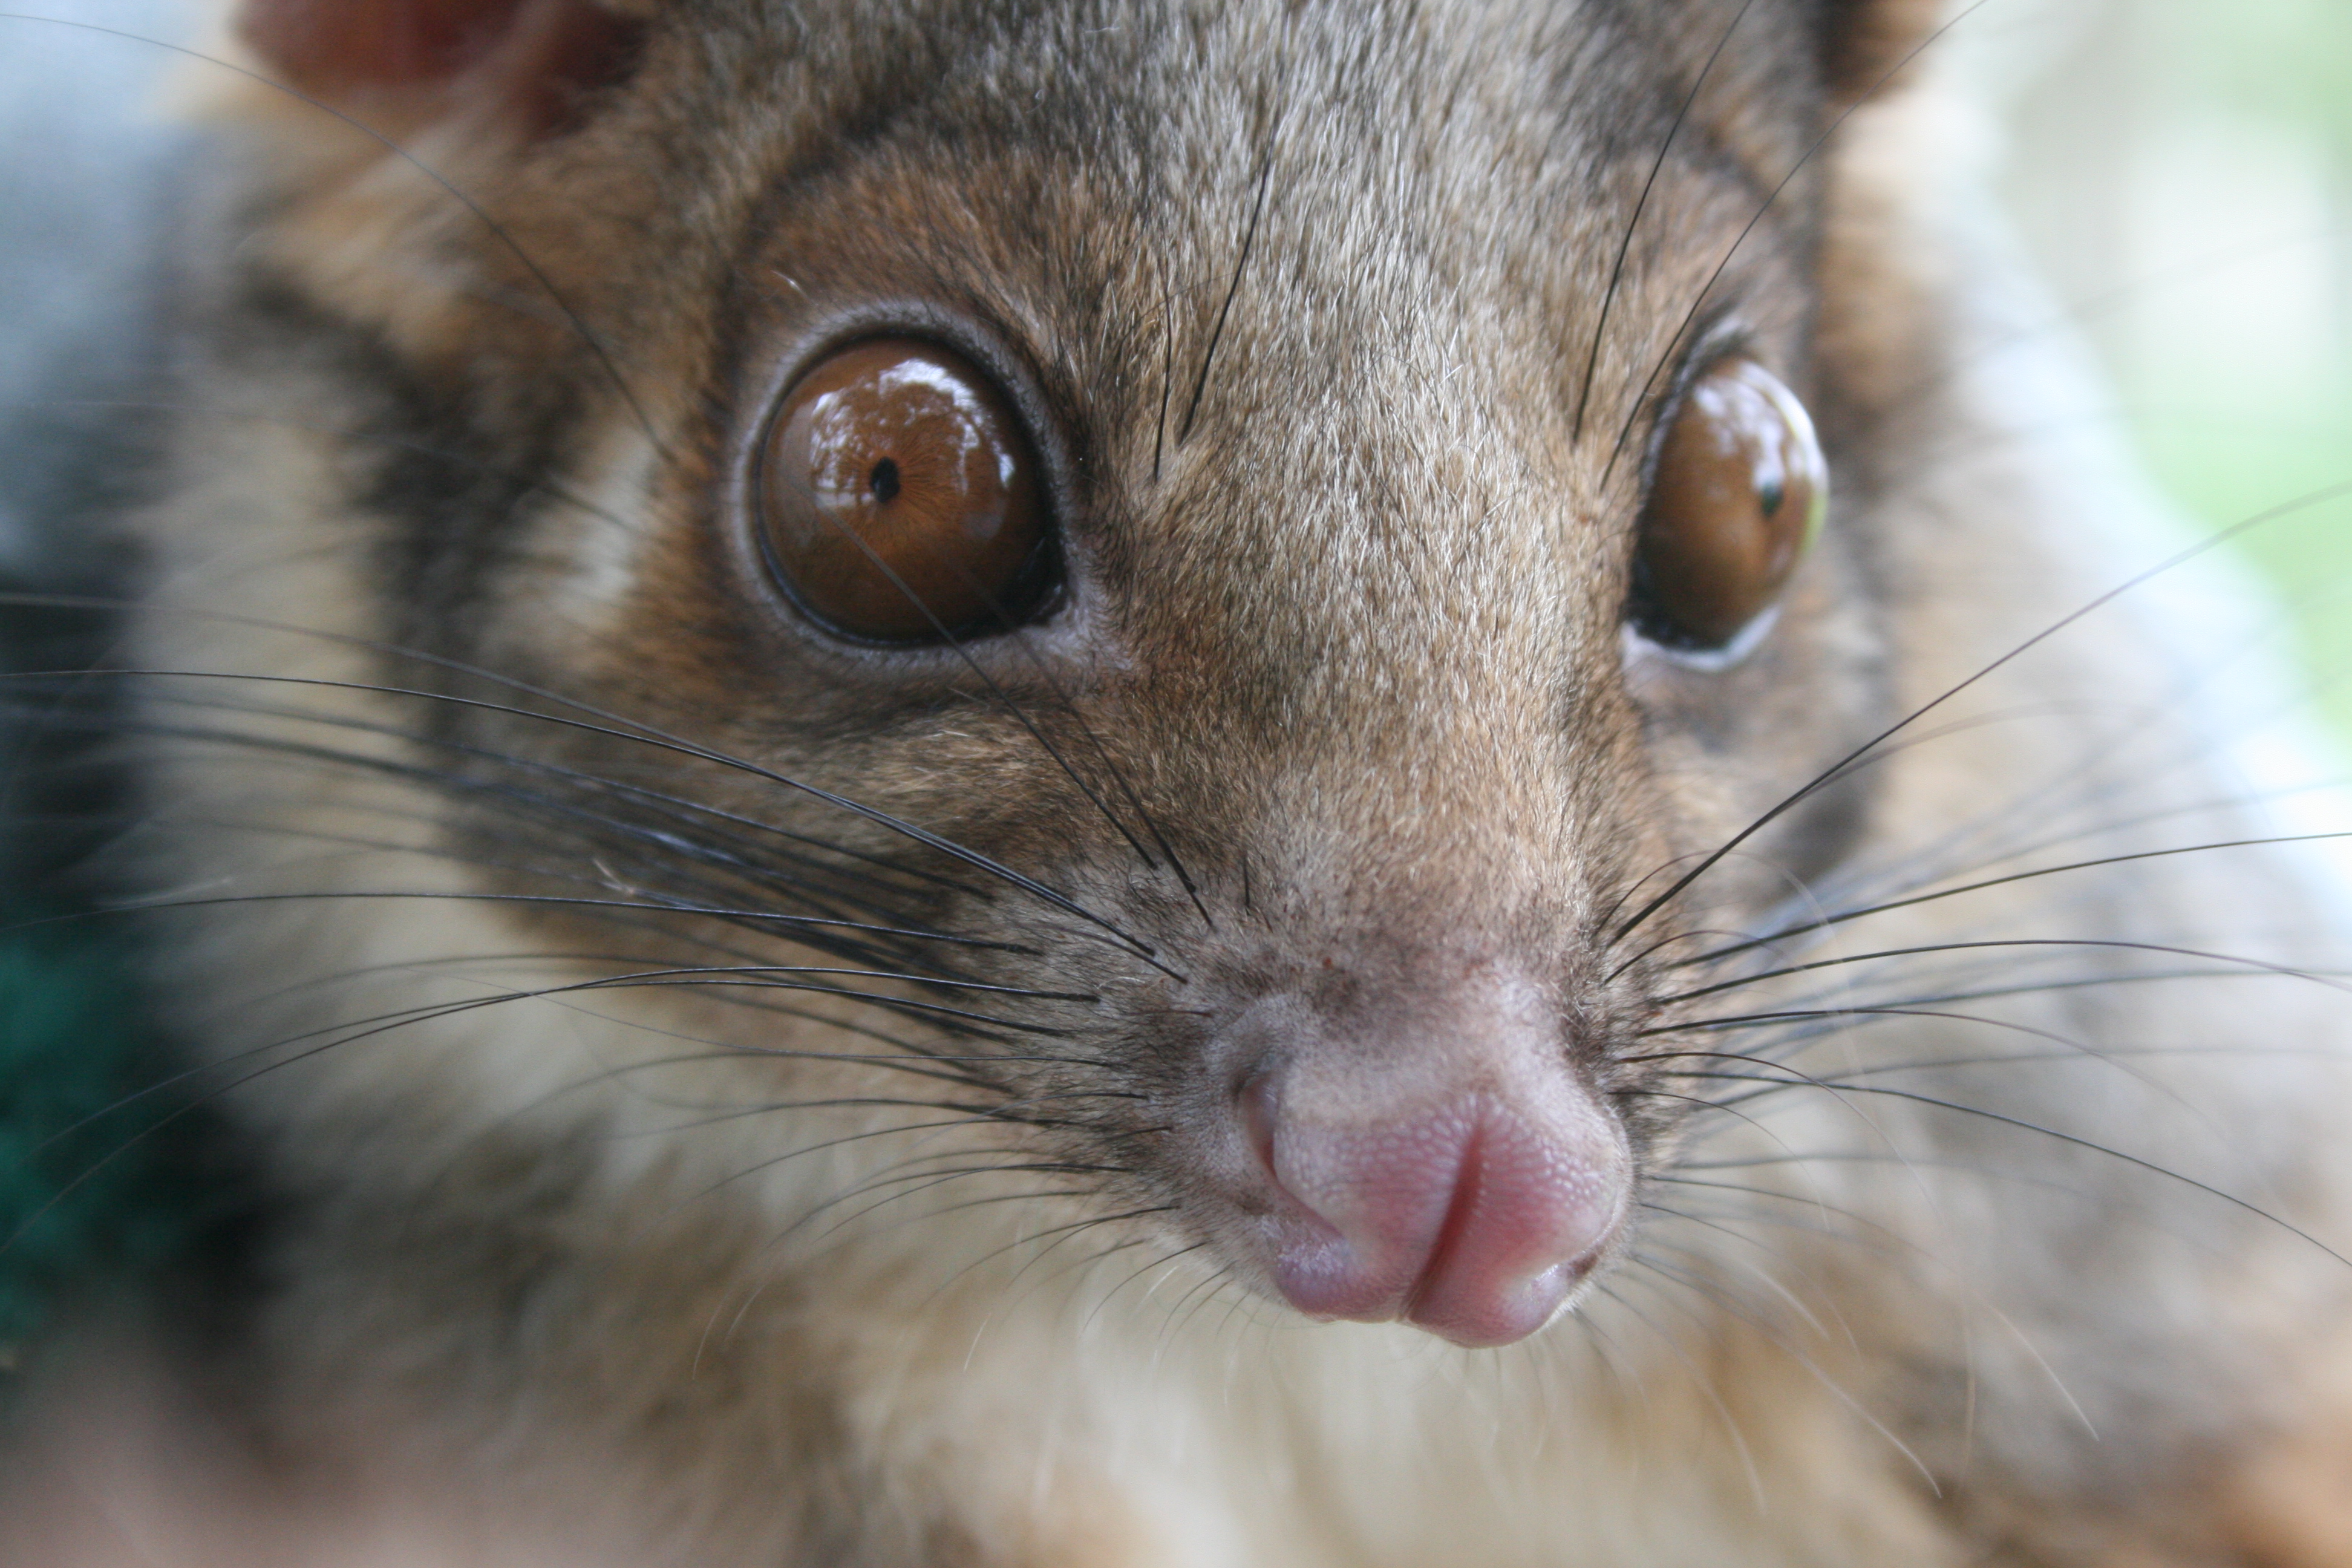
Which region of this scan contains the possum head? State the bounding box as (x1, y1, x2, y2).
(191, 0, 1928, 1348)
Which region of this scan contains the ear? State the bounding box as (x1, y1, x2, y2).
(235, 0, 648, 136)
(1816, 0, 1945, 103)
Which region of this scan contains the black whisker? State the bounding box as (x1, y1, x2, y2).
(1609, 477, 2352, 952)
(1654, 1068, 2352, 1269)
(1176, 152, 1273, 445)
(0, 596, 1177, 968)
(1655, 935, 2352, 1010)
(1597, 0, 2000, 491)
(1570, 0, 1760, 439)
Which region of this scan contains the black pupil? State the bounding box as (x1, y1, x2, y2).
(1758, 476, 1785, 518)
(869, 458, 901, 503)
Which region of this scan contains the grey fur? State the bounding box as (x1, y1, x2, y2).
(9, 2, 2352, 1563)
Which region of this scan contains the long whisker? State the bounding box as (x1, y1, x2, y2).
(1621, 1247, 1942, 1491)
(5, 934, 1117, 1258)
(7, 397, 639, 534)
(91, 681, 996, 920)
(1651, 1068, 2352, 1269)
(1608, 477, 2352, 952)
(1679, 831, 2352, 973)
(1596, 0, 2000, 489)
(1655, 935, 2352, 1010)
(1569, 0, 1761, 439)
(9, 887, 1002, 952)
(791, 497, 1178, 892)
(1177, 152, 1273, 445)
(1635, 1028, 2213, 1140)
(48, 702, 1019, 976)
(1, 634, 1175, 969)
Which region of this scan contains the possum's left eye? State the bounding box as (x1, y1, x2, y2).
(754, 338, 1054, 644)
(1628, 356, 1826, 656)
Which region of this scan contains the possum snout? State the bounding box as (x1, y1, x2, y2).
(1206, 971, 1632, 1347)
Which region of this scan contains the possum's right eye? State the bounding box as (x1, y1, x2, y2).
(1628, 356, 1826, 658)
(753, 338, 1054, 644)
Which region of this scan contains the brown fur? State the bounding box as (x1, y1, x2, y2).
(10, 1, 2352, 1563)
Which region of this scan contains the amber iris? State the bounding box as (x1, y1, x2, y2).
(757, 338, 1047, 642)
(1632, 356, 1827, 653)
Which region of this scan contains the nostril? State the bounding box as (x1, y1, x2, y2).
(1236, 1069, 1280, 1176)
(1400, 1121, 1493, 1316)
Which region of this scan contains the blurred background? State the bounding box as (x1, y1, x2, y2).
(1970, 0, 2352, 737)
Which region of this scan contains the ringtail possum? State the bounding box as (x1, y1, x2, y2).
(7, 1, 2352, 1563)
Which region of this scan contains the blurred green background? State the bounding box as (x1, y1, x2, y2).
(1987, 0, 2352, 736)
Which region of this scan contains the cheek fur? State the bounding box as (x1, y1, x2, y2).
(5, 4, 2352, 1566)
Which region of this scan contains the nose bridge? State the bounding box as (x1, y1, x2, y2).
(1213, 863, 1634, 1349)
(1178, 408, 1599, 927)
(1262, 708, 1569, 939)
(1113, 119, 1628, 926)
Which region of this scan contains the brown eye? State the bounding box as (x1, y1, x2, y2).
(756, 338, 1051, 643)
(1630, 356, 1826, 655)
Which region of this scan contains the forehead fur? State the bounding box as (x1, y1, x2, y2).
(656, 2, 1827, 635)
(205, 0, 1867, 924)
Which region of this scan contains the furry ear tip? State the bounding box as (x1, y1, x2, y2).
(1820, 0, 1946, 103)
(235, 0, 645, 128)
(237, 0, 518, 95)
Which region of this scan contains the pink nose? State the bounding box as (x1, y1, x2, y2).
(1243, 1075, 1626, 1348)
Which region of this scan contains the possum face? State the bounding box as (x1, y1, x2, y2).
(185, 0, 1922, 1347)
